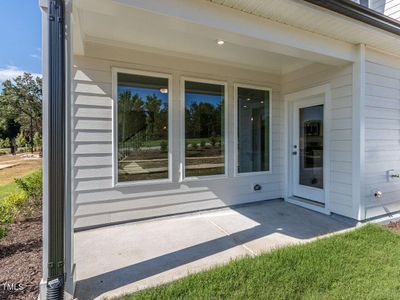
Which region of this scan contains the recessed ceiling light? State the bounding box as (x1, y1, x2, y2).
(260, 101, 264, 104)
(217, 40, 225, 45)
(247, 98, 251, 101)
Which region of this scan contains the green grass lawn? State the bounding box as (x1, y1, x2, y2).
(119, 225, 400, 300)
(0, 181, 19, 199)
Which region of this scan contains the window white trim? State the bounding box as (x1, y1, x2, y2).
(112, 67, 173, 187)
(180, 76, 228, 181)
(233, 83, 273, 177)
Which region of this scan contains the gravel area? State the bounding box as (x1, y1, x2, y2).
(0, 212, 42, 300)
(387, 220, 400, 233)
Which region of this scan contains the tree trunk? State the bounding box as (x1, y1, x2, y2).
(30, 115, 34, 153)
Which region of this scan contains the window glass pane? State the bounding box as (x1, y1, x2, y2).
(237, 87, 270, 173)
(117, 72, 169, 182)
(185, 81, 225, 177)
(299, 105, 323, 189)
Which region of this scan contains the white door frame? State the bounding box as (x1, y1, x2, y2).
(284, 84, 331, 215)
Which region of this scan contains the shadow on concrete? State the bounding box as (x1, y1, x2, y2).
(75, 200, 356, 299)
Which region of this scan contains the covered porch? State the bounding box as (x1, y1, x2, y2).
(48, 0, 369, 298)
(70, 0, 359, 229)
(74, 200, 356, 299)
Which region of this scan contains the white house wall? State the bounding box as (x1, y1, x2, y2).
(72, 42, 284, 229)
(363, 48, 400, 219)
(282, 63, 355, 218)
(369, 0, 400, 20)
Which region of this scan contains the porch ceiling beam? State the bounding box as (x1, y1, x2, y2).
(112, 0, 357, 64)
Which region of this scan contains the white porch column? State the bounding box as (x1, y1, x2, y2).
(352, 43, 366, 221)
(64, 0, 75, 298)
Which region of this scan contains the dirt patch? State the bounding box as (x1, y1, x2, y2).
(386, 220, 400, 233)
(0, 212, 42, 300)
(0, 155, 41, 186)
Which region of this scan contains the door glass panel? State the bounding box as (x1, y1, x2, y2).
(299, 105, 323, 189)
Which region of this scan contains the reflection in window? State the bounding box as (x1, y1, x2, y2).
(117, 72, 169, 182)
(299, 105, 323, 189)
(237, 87, 270, 173)
(184, 81, 225, 177)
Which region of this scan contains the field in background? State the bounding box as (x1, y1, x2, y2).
(0, 154, 42, 198)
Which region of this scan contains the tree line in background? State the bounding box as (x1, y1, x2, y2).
(185, 101, 223, 140)
(0, 73, 42, 154)
(118, 90, 223, 151)
(118, 91, 168, 141)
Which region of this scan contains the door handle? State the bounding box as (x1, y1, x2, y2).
(292, 151, 297, 155)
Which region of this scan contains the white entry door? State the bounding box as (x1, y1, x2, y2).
(292, 96, 325, 203)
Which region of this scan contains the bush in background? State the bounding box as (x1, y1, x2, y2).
(209, 136, 217, 147)
(33, 132, 42, 151)
(0, 170, 42, 240)
(0, 137, 11, 149)
(16, 132, 27, 148)
(15, 170, 42, 205)
(0, 226, 9, 240)
(160, 140, 168, 152)
(0, 150, 9, 155)
(0, 192, 27, 224)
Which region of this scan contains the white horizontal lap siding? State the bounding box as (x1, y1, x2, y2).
(369, 0, 400, 20)
(283, 63, 354, 217)
(363, 49, 400, 218)
(72, 43, 283, 229)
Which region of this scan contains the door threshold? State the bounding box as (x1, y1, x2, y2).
(286, 196, 330, 215)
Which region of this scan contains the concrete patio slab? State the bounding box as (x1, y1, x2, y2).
(206, 201, 353, 254)
(74, 200, 357, 299)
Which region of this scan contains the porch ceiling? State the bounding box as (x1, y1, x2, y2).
(72, 0, 353, 75)
(209, 0, 400, 56)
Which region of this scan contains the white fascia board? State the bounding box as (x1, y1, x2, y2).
(113, 0, 357, 63)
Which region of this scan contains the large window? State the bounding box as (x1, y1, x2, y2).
(184, 80, 226, 178)
(237, 85, 271, 174)
(116, 71, 169, 183)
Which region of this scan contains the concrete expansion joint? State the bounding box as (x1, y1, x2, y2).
(205, 217, 256, 256)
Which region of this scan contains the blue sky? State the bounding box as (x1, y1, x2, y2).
(0, 1, 42, 84)
(118, 86, 169, 106)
